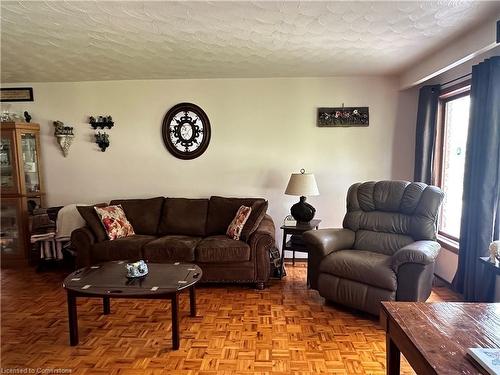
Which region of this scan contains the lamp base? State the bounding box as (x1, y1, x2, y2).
(290, 196, 316, 224)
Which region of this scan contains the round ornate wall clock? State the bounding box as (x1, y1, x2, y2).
(162, 103, 211, 160)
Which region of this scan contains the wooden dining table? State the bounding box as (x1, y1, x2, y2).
(380, 302, 500, 374)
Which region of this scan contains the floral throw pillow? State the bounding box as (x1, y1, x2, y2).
(226, 205, 252, 240)
(94, 205, 135, 240)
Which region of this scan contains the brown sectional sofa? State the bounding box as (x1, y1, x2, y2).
(72, 196, 275, 289)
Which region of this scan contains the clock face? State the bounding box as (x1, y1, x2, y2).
(162, 103, 211, 159)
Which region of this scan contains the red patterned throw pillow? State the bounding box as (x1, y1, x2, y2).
(226, 205, 252, 240)
(94, 205, 135, 240)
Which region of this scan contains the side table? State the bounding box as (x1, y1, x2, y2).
(280, 219, 320, 282)
(479, 256, 500, 275)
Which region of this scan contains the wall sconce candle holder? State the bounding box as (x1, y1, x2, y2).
(53, 120, 75, 157)
(89, 115, 114, 129)
(95, 131, 110, 152)
(56, 135, 75, 157)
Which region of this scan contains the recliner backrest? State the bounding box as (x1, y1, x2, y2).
(342, 181, 444, 255)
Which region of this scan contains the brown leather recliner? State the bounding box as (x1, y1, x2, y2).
(303, 181, 444, 315)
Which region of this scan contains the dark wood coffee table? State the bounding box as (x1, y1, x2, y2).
(63, 261, 202, 350)
(380, 302, 500, 374)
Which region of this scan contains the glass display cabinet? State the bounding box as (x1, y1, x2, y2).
(0, 122, 44, 267)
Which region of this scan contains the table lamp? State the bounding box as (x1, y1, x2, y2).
(285, 169, 319, 224)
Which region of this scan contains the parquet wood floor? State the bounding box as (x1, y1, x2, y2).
(1, 262, 461, 374)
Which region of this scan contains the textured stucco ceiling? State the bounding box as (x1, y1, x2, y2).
(1, 1, 498, 83)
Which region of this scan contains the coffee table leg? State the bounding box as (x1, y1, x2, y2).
(386, 335, 401, 375)
(67, 291, 78, 346)
(103, 296, 110, 315)
(189, 286, 196, 317)
(171, 293, 180, 350)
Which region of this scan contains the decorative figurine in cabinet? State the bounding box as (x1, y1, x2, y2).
(1, 122, 45, 267)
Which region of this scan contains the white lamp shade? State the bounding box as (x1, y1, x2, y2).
(285, 172, 319, 196)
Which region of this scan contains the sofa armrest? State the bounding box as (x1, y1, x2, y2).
(252, 213, 275, 237)
(249, 214, 276, 284)
(71, 226, 96, 268)
(303, 228, 355, 290)
(392, 240, 441, 272)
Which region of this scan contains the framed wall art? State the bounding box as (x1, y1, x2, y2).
(1, 87, 34, 102)
(317, 106, 369, 127)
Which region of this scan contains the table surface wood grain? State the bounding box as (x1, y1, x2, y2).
(381, 302, 500, 374)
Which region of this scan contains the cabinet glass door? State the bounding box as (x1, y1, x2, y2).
(20, 132, 40, 193)
(0, 198, 22, 261)
(0, 133, 18, 194)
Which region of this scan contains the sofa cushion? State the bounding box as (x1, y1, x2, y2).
(91, 235, 156, 262)
(196, 235, 251, 263)
(226, 205, 252, 240)
(94, 205, 135, 240)
(143, 235, 201, 262)
(343, 181, 444, 242)
(354, 230, 414, 256)
(320, 250, 397, 291)
(318, 273, 395, 316)
(76, 203, 108, 242)
(110, 197, 164, 235)
(240, 200, 268, 242)
(206, 196, 265, 235)
(158, 198, 208, 236)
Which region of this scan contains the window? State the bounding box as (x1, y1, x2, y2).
(434, 83, 471, 249)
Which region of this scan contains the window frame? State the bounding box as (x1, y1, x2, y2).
(433, 81, 471, 254)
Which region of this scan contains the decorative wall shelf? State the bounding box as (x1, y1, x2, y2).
(56, 135, 74, 157)
(95, 132, 109, 152)
(53, 121, 75, 157)
(89, 116, 114, 129)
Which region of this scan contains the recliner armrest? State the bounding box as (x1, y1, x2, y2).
(303, 228, 355, 258)
(303, 228, 355, 290)
(392, 240, 441, 272)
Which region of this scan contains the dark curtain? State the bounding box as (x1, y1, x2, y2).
(414, 85, 440, 184)
(452, 57, 500, 302)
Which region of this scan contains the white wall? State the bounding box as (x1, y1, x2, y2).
(2, 76, 414, 255)
(399, 14, 499, 89)
(434, 248, 459, 284)
(426, 46, 500, 86)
